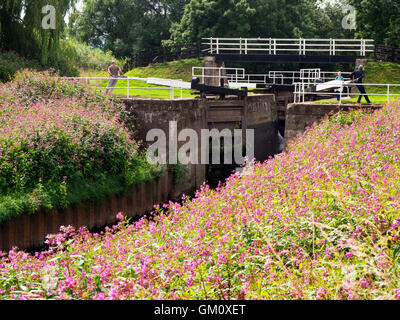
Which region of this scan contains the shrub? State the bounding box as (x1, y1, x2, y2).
(1, 100, 400, 300)
(60, 39, 125, 72)
(0, 51, 42, 82)
(0, 70, 162, 222)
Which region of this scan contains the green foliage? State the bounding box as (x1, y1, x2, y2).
(0, 70, 163, 222)
(68, 0, 189, 58)
(167, 0, 339, 46)
(363, 61, 400, 85)
(60, 39, 125, 71)
(169, 163, 189, 184)
(3, 101, 400, 299)
(328, 109, 366, 126)
(0, 0, 76, 65)
(0, 50, 42, 82)
(348, 0, 400, 47)
(124, 58, 203, 82)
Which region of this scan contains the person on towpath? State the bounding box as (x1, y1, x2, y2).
(105, 61, 124, 95)
(351, 65, 371, 104)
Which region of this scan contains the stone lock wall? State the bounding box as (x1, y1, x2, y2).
(284, 103, 382, 149)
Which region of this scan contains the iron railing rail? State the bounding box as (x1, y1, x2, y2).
(202, 38, 375, 56)
(61, 77, 187, 99)
(294, 82, 400, 103)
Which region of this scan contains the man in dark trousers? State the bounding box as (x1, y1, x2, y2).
(351, 65, 371, 104)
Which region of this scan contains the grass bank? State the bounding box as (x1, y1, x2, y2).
(93, 58, 203, 99)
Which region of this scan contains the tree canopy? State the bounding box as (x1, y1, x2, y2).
(68, 0, 190, 58)
(166, 0, 358, 46)
(348, 0, 400, 47)
(2, 0, 399, 67)
(0, 0, 76, 65)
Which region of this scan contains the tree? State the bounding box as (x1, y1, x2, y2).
(167, 0, 328, 46)
(348, 0, 400, 46)
(0, 0, 75, 65)
(68, 0, 189, 58)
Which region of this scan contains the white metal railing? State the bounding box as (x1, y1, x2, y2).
(300, 69, 321, 86)
(193, 67, 356, 88)
(294, 82, 400, 103)
(62, 77, 187, 99)
(268, 70, 352, 85)
(192, 67, 245, 84)
(202, 38, 375, 56)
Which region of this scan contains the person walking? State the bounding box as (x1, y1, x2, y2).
(351, 65, 371, 104)
(105, 61, 124, 95)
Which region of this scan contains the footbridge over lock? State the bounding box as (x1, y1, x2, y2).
(202, 37, 375, 64)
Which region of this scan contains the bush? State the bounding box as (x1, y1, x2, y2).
(60, 39, 125, 72)
(0, 51, 42, 82)
(0, 70, 162, 222)
(1, 100, 400, 300)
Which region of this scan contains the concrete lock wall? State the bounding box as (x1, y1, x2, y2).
(123, 94, 279, 187)
(246, 94, 279, 161)
(123, 98, 208, 198)
(284, 103, 382, 149)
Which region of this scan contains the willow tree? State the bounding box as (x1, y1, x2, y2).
(0, 0, 75, 64)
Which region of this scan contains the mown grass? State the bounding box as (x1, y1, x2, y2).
(102, 79, 195, 99)
(91, 58, 203, 99)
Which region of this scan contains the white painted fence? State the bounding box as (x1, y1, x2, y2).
(294, 82, 400, 103)
(202, 38, 375, 56)
(62, 77, 188, 99)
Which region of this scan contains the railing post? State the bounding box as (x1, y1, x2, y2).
(299, 39, 302, 55)
(360, 39, 364, 56)
(273, 39, 277, 55)
(127, 78, 130, 99)
(245, 39, 248, 55)
(216, 38, 219, 54)
(240, 38, 242, 55)
(269, 38, 272, 55)
(333, 39, 336, 55)
(387, 84, 390, 102)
